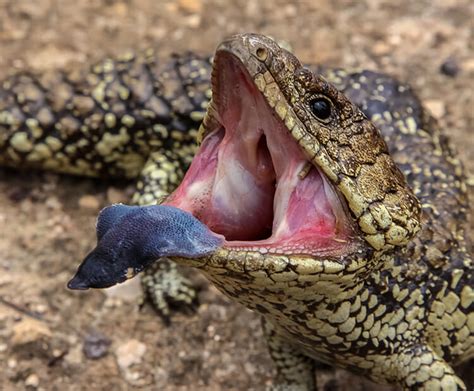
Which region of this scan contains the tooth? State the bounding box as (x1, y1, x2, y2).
(298, 161, 312, 180)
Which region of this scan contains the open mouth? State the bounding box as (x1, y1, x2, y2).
(165, 52, 355, 257)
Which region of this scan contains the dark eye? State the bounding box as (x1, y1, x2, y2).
(310, 98, 332, 120)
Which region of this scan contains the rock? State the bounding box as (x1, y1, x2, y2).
(11, 318, 54, 360)
(78, 195, 101, 211)
(440, 57, 460, 77)
(11, 318, 51, 347)
(25, 373, 40, 388)
(106, 187, 128, 204)
(115, 339, 147, 370)
(83, 331, 111, 359)
(424, 99, 446, 118)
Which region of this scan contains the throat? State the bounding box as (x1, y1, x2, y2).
(210, 132, 275, 240)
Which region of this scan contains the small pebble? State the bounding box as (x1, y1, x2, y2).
(440, 57, 460, 77)
(12, 318, 52, 347)
(32, 303, 48, 315)
(25, 373, 40, 388)
(83, 331, 111, 359)
(116, 339, 147, 370)
(64, 344, 83, 365)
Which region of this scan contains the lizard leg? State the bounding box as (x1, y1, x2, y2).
(262, 317, 316, 391)
(140, 258, 197, 323)
(398, 345, 466, 390)
(132, 149, 198, 321)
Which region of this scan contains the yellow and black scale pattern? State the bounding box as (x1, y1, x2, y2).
(0, 50, 211, 200)
(0, 35, 472, 390)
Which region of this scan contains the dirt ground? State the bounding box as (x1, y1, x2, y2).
(0, 0, 472, 390)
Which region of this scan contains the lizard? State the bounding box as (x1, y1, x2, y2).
(2, 33, 473, 390)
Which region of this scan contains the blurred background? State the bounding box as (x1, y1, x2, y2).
(0, 1, 472, 390)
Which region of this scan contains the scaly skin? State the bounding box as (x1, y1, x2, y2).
(1, 34, 472, 389)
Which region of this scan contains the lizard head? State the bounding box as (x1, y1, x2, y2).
(69, 34, 422, 292)
(165, 33, 421, 267)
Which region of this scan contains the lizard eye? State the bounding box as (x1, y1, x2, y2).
(310, 98, 332, 121)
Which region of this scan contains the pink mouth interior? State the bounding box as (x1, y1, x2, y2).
(165, 53, 352, 256)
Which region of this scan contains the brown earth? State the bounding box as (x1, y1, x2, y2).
(0, 1, 472, 390)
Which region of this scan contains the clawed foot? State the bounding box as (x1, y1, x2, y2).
(140, 259, 199, 324)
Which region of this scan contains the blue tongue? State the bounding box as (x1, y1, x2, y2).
(67, 204, 223, 290)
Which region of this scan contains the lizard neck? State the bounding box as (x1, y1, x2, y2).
(174, 248, 377, 312)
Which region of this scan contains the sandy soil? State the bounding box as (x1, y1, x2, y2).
(0, 1, 472, 390)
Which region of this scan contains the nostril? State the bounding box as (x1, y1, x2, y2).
(256, 47, 268, 61)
